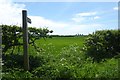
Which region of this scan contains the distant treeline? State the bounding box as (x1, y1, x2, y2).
(49, 34, 87, 37)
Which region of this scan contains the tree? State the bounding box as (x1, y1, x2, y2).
(2, 25, 53, 53)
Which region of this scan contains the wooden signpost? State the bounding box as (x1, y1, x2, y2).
(22, 10, 31, 71)
(0, 24, 2, 79)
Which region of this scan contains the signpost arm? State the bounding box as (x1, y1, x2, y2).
(22, 10, 29, 71)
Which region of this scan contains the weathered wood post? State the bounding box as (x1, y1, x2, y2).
(118, 2, 120, 78)
(22, 10, 31, 71)
(0, 24, 2, 79)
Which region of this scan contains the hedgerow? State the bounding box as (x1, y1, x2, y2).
(83, 30, 120, 62)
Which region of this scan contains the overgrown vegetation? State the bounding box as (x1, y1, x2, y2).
(83, 30, 120, 62)
(1, 25, 119, 79)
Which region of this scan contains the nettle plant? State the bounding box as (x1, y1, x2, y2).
(2, 25, 53, 53)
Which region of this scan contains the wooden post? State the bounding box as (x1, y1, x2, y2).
(118, 2, 120, 78)
(22, 10, 29, 71)
(0, 25, 2, 79)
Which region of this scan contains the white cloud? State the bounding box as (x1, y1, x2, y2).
(28, 16, 68, 28)
(113, 7, 118, 10)
(72, 12, 100, 23)
(28, 16, 69, 34)
(76, 12, 97, 17)
(0, 0, 25, 25)
(71, 17, 85, 23)
(93, 16, 100, 19)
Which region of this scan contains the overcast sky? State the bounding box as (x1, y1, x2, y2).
(0, 0, 118, 35)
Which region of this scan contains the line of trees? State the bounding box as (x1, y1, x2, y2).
(49, 34, 86, 38)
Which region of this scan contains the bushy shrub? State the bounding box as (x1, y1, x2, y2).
(83, 30, 120, 62)
(1, 25, 53, 53)
(2, 68, 34, 79)
(32, 62, 77, 79)
(2, 53, 47, 71)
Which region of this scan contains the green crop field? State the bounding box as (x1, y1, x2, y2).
(29, 36, 87, 56)
(5, 36, 87, 56)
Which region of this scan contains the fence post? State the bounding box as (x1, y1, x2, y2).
(22, 10, 29, 71)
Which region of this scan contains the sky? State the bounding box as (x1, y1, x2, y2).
(0, 0, 119, 35)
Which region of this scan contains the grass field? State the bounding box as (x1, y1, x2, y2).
(29, 36, 87, 55)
